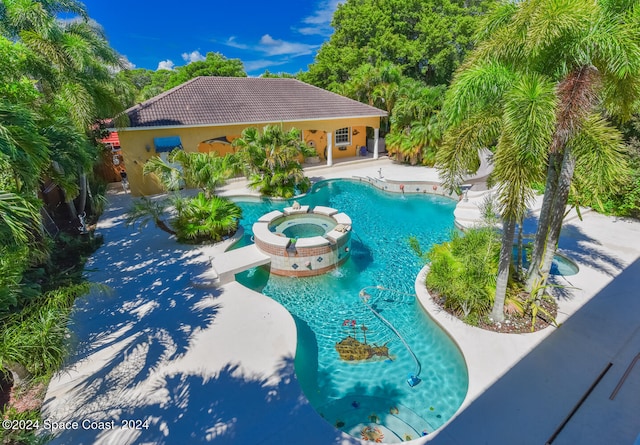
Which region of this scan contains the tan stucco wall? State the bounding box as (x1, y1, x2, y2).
(118, 116, 380, 196)
(302, 127, 367, 160)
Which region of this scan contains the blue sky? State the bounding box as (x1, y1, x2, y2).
(79, 0, 342, 76)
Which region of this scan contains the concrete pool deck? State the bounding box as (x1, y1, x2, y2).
(42, 158, 640, 444)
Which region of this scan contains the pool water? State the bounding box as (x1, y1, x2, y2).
(234, 180, 468, 442)
(282, 223, 326, 238)
(513, 246, 579, 277)
(270, 215, 336, 238)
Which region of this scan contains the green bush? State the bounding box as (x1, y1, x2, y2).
(426, 228, 500, 322)
(0, 406, 50, 445)
(171, 193, 242, 243)
(0, 284, 89, 379)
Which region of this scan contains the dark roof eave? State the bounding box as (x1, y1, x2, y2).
(118, 113, 388, 132)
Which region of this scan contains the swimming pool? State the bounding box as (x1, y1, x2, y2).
(235, 180, 468, 442)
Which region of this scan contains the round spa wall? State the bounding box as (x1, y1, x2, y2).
(252, 205, 352, 277)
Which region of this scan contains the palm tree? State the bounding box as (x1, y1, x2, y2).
(233, 125, 311, 198)
(138, 150, 242, 241)
(438, 0, 638, 320)
(482, 0, 640, 291)
(3, 1, 131, 220)
(387, 80, 446, 165)
(142, 155, 184, 192)
(172, 193, 242, 243)
(0, 192, 42, 246)
(143, 150, 237, 196)
(0, 100, 50, 193)
(170, 150, 238, 198)
(125, 197, 176, 236)
(439, 62, 557, 322)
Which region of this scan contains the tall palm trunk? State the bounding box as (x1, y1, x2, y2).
(526, 66, 597, 292)
(516, 218, 524, 276)
(526, 151, 561, 290)
(491, 217, 517, 322)
(536, 147, 577, 291)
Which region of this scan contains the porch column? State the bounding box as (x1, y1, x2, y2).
(326, 132, 333, 166)
(373, 128, 380, 160)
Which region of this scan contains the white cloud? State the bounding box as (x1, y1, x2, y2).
(243, 59, 288, 74)
(258, 34, 317, 57)
(181, 50, 206, 63)
(223, 34, 317, 58)
(225, 36, 250, 50)
(298, 0, 344, 35)
(156, 60, 175, 71)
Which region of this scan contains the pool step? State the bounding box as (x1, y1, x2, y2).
(318, 396, 432, 442)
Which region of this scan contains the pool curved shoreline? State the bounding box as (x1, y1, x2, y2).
(228, 179, 466, 443)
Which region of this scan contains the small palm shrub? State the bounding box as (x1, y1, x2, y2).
(126, 197, 176, 236)
(426, 228, 500, 324)
(171, 193, 242, 243)
(233, 125, 312, 198)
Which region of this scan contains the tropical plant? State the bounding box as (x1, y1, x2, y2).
(233, 125, 311, 198)
(2, 0, 131, 221)
(143, 150, 237, 197)
(455, 0, 640, 293)
(138, 149, 243, 242)
(171, 193, 242, 243)
(0, 100, 50, 194)
(437, 0, 638, 319)
(125, 197, 176, 236)
(0, 283, 89, 386)
(0, 5, 128, 442)
(0, 192, 42, 246)
(425, 228, 500, 324)
(386, 81, 446, 165)
(169, 150, 238, 197)
(438, 67, 556, 322)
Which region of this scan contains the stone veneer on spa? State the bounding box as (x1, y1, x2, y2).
(252, 205, 352, 277)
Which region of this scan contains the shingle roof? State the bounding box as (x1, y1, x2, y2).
(123, 77, 387, 129)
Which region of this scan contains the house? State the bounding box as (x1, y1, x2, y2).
(116, 77, 387, 196)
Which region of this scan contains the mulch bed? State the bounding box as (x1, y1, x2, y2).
(430, 290, 558, 334)
(1, 373, 47, 415)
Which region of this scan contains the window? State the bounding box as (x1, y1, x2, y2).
(335, 127, 351, 146)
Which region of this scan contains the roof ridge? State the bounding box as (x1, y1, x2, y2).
(124, 76, 204, 114)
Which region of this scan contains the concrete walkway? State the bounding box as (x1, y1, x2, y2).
(42, 159, 640, 445)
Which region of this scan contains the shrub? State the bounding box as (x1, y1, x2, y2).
(171, 193, 242, 243)
(426, 228, 500, 322)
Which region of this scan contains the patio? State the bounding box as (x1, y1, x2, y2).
(42, 159, 640, 444)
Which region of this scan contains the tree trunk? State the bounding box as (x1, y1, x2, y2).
(535, 147, 577, 293)
(155, 219, 177, 236)
(491, 217, 517, 322)
(76, 172, 88, 216)
(516, 219, 524, 277)
(526, 151, 561, 291)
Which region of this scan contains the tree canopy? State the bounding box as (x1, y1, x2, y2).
(302, 0, 496, 89)
(119, 52, 247, 103)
